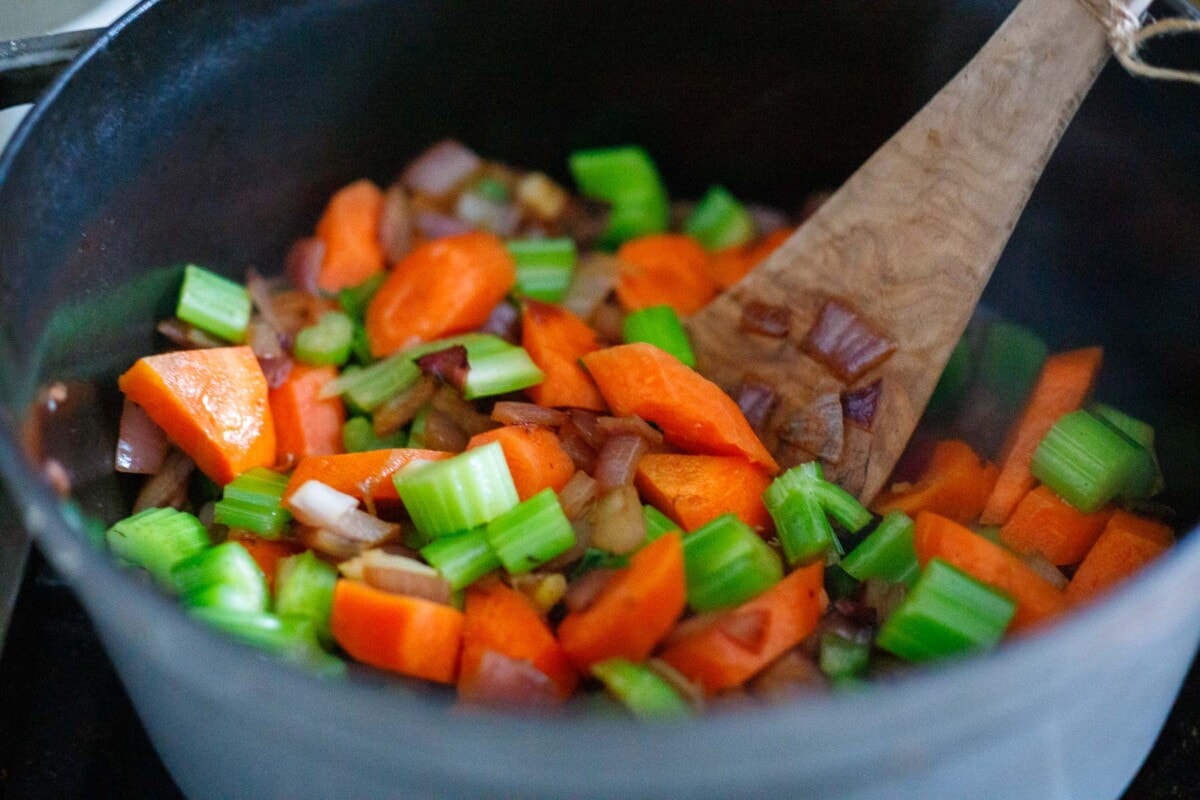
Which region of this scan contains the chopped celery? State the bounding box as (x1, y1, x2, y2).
(338, 272, 387, 321)
(764, 461, 870, 565)
(570, 548, 631, 580)
(213, 467, 292, 537)
(405, 333, 544, 399)
(176, 264, 251, 344)
(342, 416, 406, 453)
(274, 550, 337, 646)
(189, 607, 345, 677)
(485, 488, 576, 574)
(841, 512, 919, 587)
(106, 507, 211, 590)
(569, 146, 669, 247)
(395, 442, 519, 540)
(976, 321, 1047, 409)
(684, 185, 756, 251)
(321, 354, 421, 412)
(590, 658, 691, 720)
(295, 311, 354, 367)
(1031, 409, 1153, 512)
(1092, 403, 1163, 496)
(622, 305, 696, 368)
(818, 631, 871, 680)
(508, 238, 577, 303)
(876, 558, 1015, 662)
(171, 541, 268, 613)
(682, 514, 782, 612)
(419, 526, 501, 590)
(643, 505, 678, 541)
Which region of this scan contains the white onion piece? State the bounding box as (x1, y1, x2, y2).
(284, 237, 325, 296)
(596, 415, 663, 446)
(402, 140, 482, 199)
(329, 508, 400, 545)
(246, 316, 285, 360)
(338, 553, 368, 581)
(458, 649, 561, 710)
(561, 253, 619, 320)
(133, 449, 195, 513)
(587, 485, 646, 555)
(556, 470, 598, 521)
(379, 182, 414, 263)
(302, 526, 367, 560)
(115, 400, 168, 475)
(1023, 551, 1069, 590)
(361, 550, 452, 604)
(286, 480, 359, 527)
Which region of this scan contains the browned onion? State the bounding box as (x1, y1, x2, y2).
(373, 376, 437, 437)
(284, 237, 325, 296)
(245, 267, 290, 342)
(156, 318, 225, 349)
(560, 198, 613, 251)
(736, 378, 779, 433)
(563, 568, 618, 613)
(719, 608, 771, 653)
(402, 140, 482, 199)
(588, 485, 646, 555)
(329, 508, 401, 545)
(479, 300, 521, 343)
(561, 252, 619, 320)
(566, 410, 604, 449)
(133, 449, 195, 513)
(778, 392, 845, 464)
(421, 408, 470, 453)
(556, 470, 598, 521)
(557, 427, 597, 474)
(458, 649, 561, 710)
(362, 551, 453, 604)
(415, 345, 470, 391)
(588, 300, 625, 346)
(300, 525, 367, 560)
(430, 387, 495, 437)
(257, 355, 294, 390)
(739, 301, 792, 338)
(246, 316, 285, 361)
(802, 298, 897, 383)
(842, 380, 882, 431)
(379, 182, 414, 263)
(596, 415, 663, 446)
(115, 399, 168, 475)
(491, 402, 568, 428)
(593, 434, 647, 492)
(416, 211, 474, 240)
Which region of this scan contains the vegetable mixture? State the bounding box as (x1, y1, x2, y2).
(98, 141, 1175, 717)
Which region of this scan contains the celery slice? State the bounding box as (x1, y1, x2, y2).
(338, 272, 387, 321)
(643, 505, 678, 541)
(176, 264, 251, 344)
(841, 511, 919, 587)
(681, 513, 782, 612)
(321, 354, 421, 413)
(171, 541, 268, 613)
(419, 526, 501, 590)
(106, 507, 211, 590)
(1092, 403, 1163, 497)
(591, 658, 692, 720)
(341, 416, 406, 453)
(189, 607, 345, 677)
(394, 442, 519, 540)
(213, 467, 292, 537)
(764, 461, 870, 565)
(622, 305, 696, 368)
(684, 185, 756, 251)
(295, 311, 354, 367)
(1031, 409, 1151, 512)
(275, 550, 337, 646)
(508, 238, 577, 303)
(485, 488, 576, 574)
(818, 631, 871, 680)
(569, 146, 669, 247)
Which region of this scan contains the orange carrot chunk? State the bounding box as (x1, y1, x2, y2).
(980, 347, 1103, 525)
(557, 532, 687, 671)
(466, 425, 575, 502)
(330, 579, 463, 683)
(582, 343, 778, 473)
(872, 439, 998, 525)
(269, 364, 345, 465)
(912, 511, 1068, 632)
(118, 346, 276, 485)
(658, 561, 825, 694)
(1066, 511, 1174, 603)
(615, 234, 716, 314)
(706, 228, 791, 290)
(999, 485, 1114, 566)
(314, 179, 387, 293)
(635, 453, 773, 533)
(459, 581, 579, 702)
(365, 231, 517, 357)
(283, 449, 452, 506)
(520, 300, 607, 411)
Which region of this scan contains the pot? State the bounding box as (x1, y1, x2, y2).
(2, 1, 1199, 798)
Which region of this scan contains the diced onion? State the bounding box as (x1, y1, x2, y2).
(515, 172, 569, 222)
(509, 573, 568, 615)
(156, 318, 225, 349)
(491, 402, 568, 428)
(115, 399, 168, 475)
(458, 649, 561, 710)
(778, 392, 845, 464)
(373, 376, 437, 436)
(415, 345, 470, 391)
(556, 470, 599, 521)
(802, 298, 897, 383)
(379, 182, 414, 263)
(595, 415, 663, 446)
(402, 140, 482, 199)
(361, 550, 453, 604)
(563, 567, 618, 613)
(588, 485, 646, 555)
(284, 237, 325, 296)
(479, 301, 521, 343)
(132, 449, 195, 513)
(593, 434, 647, 492)
(416, 211, 475, 240)
(286, 480, 360, 528)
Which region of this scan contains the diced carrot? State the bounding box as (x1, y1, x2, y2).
(330, 579, 463, 683)
(269, 364, 345, 466)
(872, 440, 998, 525)
(229, 534, 302, 593)
(615, 234, 716, 314)
(999, 485, 1114, 566)
(1066, 511, 1174, 603)
(912, 511, 1069, 632)
(582, 343, 778, 473)
(657, 562, 825, 694)
(118, 346, 276, 485)
(706, 228, 791, 290)
(635, 453, 773, 533)
(459, 581, 578, 701)
(980, 347, 1103, 525)
(557, 532, 687, 671)
(365, 231, 517, 357)
(283, 449, 452, 506)
(520, 300, 606, 411)
(466, 425, 575, 502)
(314, 179, 387, 293)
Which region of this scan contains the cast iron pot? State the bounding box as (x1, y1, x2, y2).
(2, 1, 1200, 798)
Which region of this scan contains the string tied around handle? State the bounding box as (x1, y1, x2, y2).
(1076, 0, 1200, 84)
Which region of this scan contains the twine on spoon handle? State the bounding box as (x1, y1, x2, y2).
(1077, 0, 1200, 83)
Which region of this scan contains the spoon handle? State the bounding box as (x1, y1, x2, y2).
(688, 0, 1148, 502)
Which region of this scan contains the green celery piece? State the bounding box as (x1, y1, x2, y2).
(1092, 403, 1163, 497)
(590, 658, 692, 720)
(840, 511, 919, 587)
(568, 146, 669, 247)
(404, 333, 545, 399)
(106, 507, 211, 590)
(420, 526, 501, 590)
(569, 548, 631, 581)
(349, 323, 374, 366)
(320, 353, 421, 413)
(622, 305, 696, 368)
(925, 335, 972, 419)
(395, 442, 519, 540)
(189, 607, 345, 677)
(684, 185, 756, 251)
(473, 176, 510, 204)
(484, 488, 576, 574)
(176, 264, 251, 344)
(976, 321, 1048, 409)
(338, 272, 387, 321)
(295, 311, 354, 367)
(171, 541, 268, 613)
(764, 461, 871, 565)
(876, 558, 1016, 662)
(508, 238, 577, 303)
(818, 631, 871, 680)
(274, 550, 337, 646)
(342, 416, 406, 454)
(1031, 409, 1150, 512)
(213, 467, 292, 537)
(643, 505, 678, 541)
(681, 513, 783, 613)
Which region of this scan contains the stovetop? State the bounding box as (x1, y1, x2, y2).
(0, 551, 1197, 799)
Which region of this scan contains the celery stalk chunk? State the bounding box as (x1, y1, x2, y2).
(275, 550, 338, 646)
(395, 442, 519, 540)
(176, 264, 251, 344)
(841, 511, 919, 587)
(106, 507, 211, 590)
(171, 541, 268, 613)
(189, 607, 345, 677)
(681, 513, 782, 612)
(622, 305, 696, 368)
(213, 467, 292, 537)
(420, 527, 501, 590)
(1031, 409, 1151, 512)
(591, 658, 692, 720)
(485, 488, 576, 574)
(684, 185, 756, 251)
(569, 146, 669, 247)
(508, 238, 577, 302)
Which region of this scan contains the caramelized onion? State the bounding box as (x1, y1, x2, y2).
(115, 399, 168, 475)
(455, 192, 521, 237)
(284, 237, 325, 296)
(802, 298, 897, 382)
(561, 252, 619, 320)
(491, 402, 568, 428)
(133, 449, 195, 513)
(593, 434, 647, 492)
(246, 316, 285, 361)
(515, 172, 569, 222)
(421, 408, 470, 453)
(362, 551, 453, 604)
(556, 470, 599, 521)
(373, 376, 437, 436)
(842, 380, 882, 431)
(416, 211, 474, 240)
(588, 300, 625, 346)
(588, 485, 646, 555)
(415, 345, 470, 392)
(379, 182, 414, 262)
(458, 649, 561, 710)
(402, 140, 482, 199)
(566, 410, 604, 450)
(1023, 551, 1069, 590)
(479, 300, 520, 343)
(257, 356, 294, 390)
(736, 378, 779, 433)
(563, 568, 618, 613)
(245, 267, 290, 341)
(156, 318, 225, 349)
(557, 427, 597, 474)
(739, 301, 792, 338)
(300, 525, 367, 560)
(595, 415, 663, 446)
(778, 392, 845, 464)
(430, 387, 495, 437)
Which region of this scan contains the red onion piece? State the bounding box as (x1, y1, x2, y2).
(566, 410, 604, 450)
(491, 402, 568, 428)
(379, 182, 414, 263)
(430, 387, 495, 437)
(373, 376, 437, 436)
(736, 378, 779, 433)
(720, 608, 771, 653)
(415, 345, 470, 391)
(284, 237, 325, 296)
(802, 298, 897, 382)
(748, 651, 828, 699)
(563, 568, 618, 613)
(561, 253, 619, 320)
(557, 427, 597, 474)
(421, 408, 470, 453)
(739, 301, 792, 338)
(588, 485, 646, 555)
(593, 434, 647, 492)
(778, 392, 845, 464)
(402, 140, 482, 199)
(458, 649, 562, 710)
(416, 211, 475, 240)
(115, 399, 168, 475)
(246, 316, 285, 360)
(156, 318, 225, 349)
(595, 415, 663, 446)
(133, 449, 195, 513)
(245, 267, 290, 342)
(257, 355, 294, 390)
(557, 470, 598, 520)
(478, 301, 520, 343)
(362, 553, 453, 604)
(842, 380, 882, 431)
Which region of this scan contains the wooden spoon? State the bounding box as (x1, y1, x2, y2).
(686, 0, 1150, 502)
